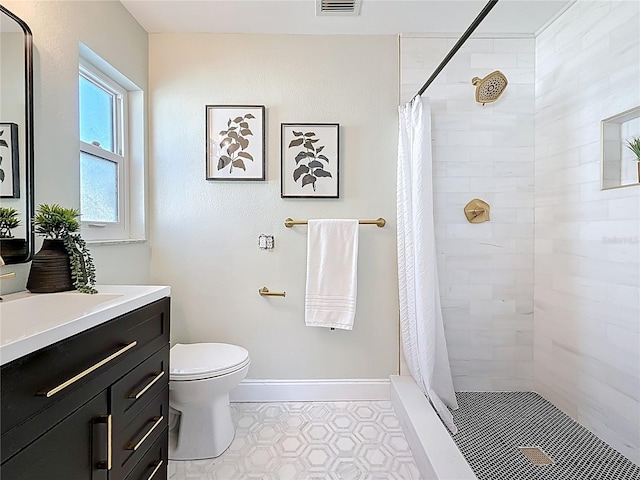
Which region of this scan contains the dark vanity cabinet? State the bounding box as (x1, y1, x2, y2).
(0, 297, 170, 480)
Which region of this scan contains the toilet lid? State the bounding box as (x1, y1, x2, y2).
(170, 343, 250, 380)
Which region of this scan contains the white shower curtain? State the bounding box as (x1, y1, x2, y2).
(397, 97, 458, 433)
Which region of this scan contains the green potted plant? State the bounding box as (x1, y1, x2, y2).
(27, 204, 97, 294)
(625, 136, 640, 183)
(0, 207, 20, 238)
(0, 206, 27, 261)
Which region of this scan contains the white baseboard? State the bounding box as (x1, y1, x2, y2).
(229, 378, 390, 402)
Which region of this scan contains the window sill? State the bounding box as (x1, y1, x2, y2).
(86, 238, 147, 246)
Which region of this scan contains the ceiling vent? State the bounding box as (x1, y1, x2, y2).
(316, 0, 362, 16)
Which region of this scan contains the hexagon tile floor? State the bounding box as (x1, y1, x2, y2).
(167, 401, 420, 480)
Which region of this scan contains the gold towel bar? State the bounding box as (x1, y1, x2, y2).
(259, 287, 286, 297)
(284, 217, 386, 228)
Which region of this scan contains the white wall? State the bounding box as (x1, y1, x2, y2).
(401, 36, 536, 390)
(0, 33, 27, 237)
(534, 0, 640, 464)
(149, 34, 399, 379)
(0, 1, 151, 291)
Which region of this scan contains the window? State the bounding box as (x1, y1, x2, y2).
(79, 61, 128, 240)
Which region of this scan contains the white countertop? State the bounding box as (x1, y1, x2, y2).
(0, 285, 170, 366)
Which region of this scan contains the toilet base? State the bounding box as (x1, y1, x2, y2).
(169, 392, 235, 460)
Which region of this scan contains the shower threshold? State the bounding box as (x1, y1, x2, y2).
(450, 391, 640, 480)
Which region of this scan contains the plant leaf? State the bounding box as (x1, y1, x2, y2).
(301, 174, 316, 188)
(0, 140, 7, 148)
(309, 139, 319, 143)
(308, 160, 323, 169)
(295, 152, 308, 163)
(244, 113, 255, 119)
(228, 126, 237, 131)
(238, 137, 249, 150)
(228, 143, 240, 155)
(316, 145, 324, 153)
(314, 169, 332, 178)
(304, 132, 316, 137)
(218, 155, 232, 170)
(232, 159, 246, 170)
(218, 130, 228, 136)
(220, 137, 233, 148)
(240, 122, 249, 128)
(227, 119, 232, 127)
(293, 164, 309, 181)
(228, 131, 239, 140)
(241, 129, 253, 136)
(293, 131, 304, 137)
(304, 140, 314, 150)
(234, 116, 243, 123)
(237, 151, 254, 161)
(0, 170, 4, 182)
(318, 155, 329, 162)
(289, 138, 304, 148)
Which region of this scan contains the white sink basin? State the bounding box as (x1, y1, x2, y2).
(0, 285, 170, 365)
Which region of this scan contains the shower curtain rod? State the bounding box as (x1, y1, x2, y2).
(412, 0, 499, 101)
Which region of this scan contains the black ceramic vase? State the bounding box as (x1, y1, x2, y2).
(27, 239, 74, 293)
(0, 238, 28, 263)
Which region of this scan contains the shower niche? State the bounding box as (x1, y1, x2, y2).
(601, 105, 640, 190)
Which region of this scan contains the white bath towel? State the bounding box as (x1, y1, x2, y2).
(305, 219, 359, 330)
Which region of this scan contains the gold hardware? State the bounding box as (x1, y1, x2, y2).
(284, 217, 386, 228)
(38, 341, 137, 397)
(126, 416, 164, 451)
(95, 414, 112, 470)
(464, 199, 490, 223)
(128, 371, 165, 400)
(472, 70, 508, 105)
(0, 272, 16, 280)
(107, 414, 112, 470)
(147, 460, 164, 480)
(259, 286, 286, 297)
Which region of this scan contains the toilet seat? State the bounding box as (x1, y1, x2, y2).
(170, 343, 250, 381)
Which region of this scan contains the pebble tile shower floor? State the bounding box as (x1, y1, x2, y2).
(451, 391, 640, 480)
(168, 401, 420, 480)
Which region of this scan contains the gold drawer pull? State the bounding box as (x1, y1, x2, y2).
(128, 371, 165, 400)
(126, 415, 164, 451)
(95, 414, 112, 471)
(38, 341, 138, 397)
(147, 460, 164, 480)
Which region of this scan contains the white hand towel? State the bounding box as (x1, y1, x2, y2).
(305, 219, 359, 330)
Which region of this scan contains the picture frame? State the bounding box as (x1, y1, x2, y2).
(281, 123, 339, 198)
(205, 105, 265, 181)
(0, 123, 19, 198)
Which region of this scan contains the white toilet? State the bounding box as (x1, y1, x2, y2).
(168, 342, 250, 460)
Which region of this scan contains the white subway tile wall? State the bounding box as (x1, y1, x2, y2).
(534, 0, 640, 464)
(401, 36, 536, 391)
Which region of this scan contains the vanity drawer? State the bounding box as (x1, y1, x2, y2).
(111, 344, 169, 427)
(112, 386, 169, 480)
(0, 297, 170, 455)
(124, 429, 168, 480)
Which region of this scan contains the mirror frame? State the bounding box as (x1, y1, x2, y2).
(0, 5, 34, 263)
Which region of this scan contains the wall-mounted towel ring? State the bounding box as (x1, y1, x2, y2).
(464, 199, 490, 223)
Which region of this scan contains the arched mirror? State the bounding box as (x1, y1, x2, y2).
(0, 6, 34, 264)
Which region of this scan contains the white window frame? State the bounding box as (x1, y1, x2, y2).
(79, 60, 130, 241)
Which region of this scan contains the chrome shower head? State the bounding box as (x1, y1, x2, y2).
(472, 70, 508, 105)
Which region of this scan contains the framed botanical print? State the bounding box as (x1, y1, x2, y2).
(281, 123, 339, 198)
(206, 105, 265, 180)
(0, 123, 19, 198)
